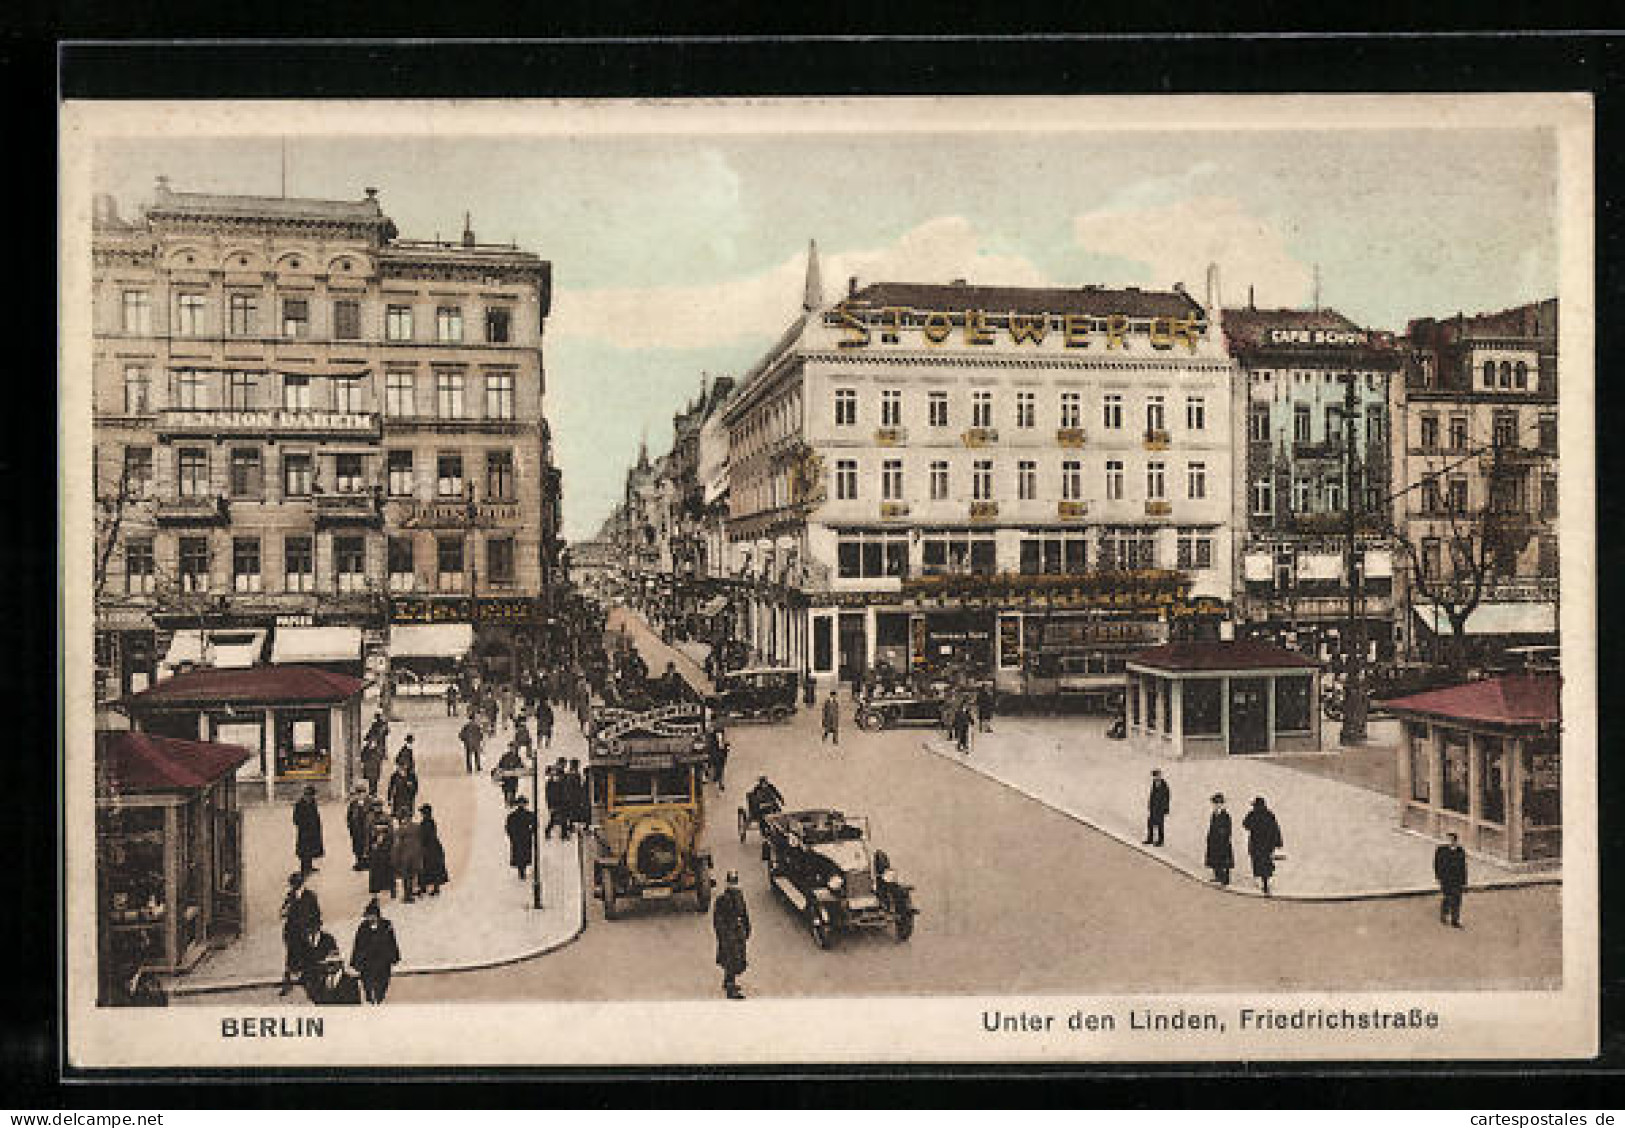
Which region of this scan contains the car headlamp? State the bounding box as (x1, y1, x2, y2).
(828, 875, 844, 891)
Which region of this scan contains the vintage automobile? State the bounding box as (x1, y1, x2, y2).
(760, 808, 917, 948)
(708, 666, 800, 723)
(586, 704, 715, 918)
(736, 776, 787, 849)
(854, 688, 951, 732)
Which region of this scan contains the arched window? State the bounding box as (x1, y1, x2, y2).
(1482, 359, 1496, 387)
(1499, 361, 1512, 388)
(1515, 361, 1529, 388)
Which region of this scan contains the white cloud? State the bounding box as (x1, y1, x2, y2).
(1072, 195, 1314, 309)
(549, 216, 1052, 351)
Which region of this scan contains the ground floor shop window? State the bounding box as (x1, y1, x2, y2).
(1441, 733, 1470, 814)
(1184, 680, 1222, 735)
(1145, 677, 1159, 728)
(1408, 723, 1431, 802)
(212, 718, 266, 781)
(275, 710, 332, 780)
(1523, 736, 1560, 828)
(1276, 676, 1312, 732)
(98, 805, 168, 980)
(1480, 736, 1507, 824)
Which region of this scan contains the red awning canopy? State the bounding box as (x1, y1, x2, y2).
(99, 731, 253, 794)
(1127, 640, 1321, 673)
(1380, 674, 1561, 730)
(123, 665, 365, 709)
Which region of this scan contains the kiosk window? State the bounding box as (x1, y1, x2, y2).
(275, 711, 332, 780)
(1408, 723, 1431, 802)
(1441, 734, 1469, 814)
(1275, 676, 1311, 731)
(1480, 737, 1506, 824)
(1184, 680, 1222, 736)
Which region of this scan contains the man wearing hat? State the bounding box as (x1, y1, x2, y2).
(505, 795, 537, 880)
(277, 872, 321, 996)
(712, 871, 751, 1000)
(345, 785, 372, 871)
(292, 784, 324, 876)
(391, 810, 423, 903)
(459, 715, 485, 775)
(1143, 769, 1170, 847)
(351, 898, 401, 1004)
(1205, 793, 1234, 886)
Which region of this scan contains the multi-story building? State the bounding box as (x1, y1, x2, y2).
(1396, 299, 1559, 666)
(1224, 304, 1404, 663)
(721, 250, 1239, 703)
(92, 178, 559, 700)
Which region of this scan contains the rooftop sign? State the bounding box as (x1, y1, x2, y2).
(1266, 328, 1369, 347)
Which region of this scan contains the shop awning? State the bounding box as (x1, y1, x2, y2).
(1364, 549, 1393, 579)
(160, 629, 267, 674)
(389, 623, 475, 660)
(1242, 553, 1272, 582)
(272, 626, 363, 665)
(98, 731, 253, 795)
(1413, 602, 1557, 637)
(699, 595, 729, 617)
(1297, 554, 1343, 581)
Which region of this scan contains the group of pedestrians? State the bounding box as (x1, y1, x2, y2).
(1141, 773, 1286, 896)
(542, 758, 589, 841)
(277, 873, 401, 1005)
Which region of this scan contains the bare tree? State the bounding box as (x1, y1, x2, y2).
(93, 461, 139, 602)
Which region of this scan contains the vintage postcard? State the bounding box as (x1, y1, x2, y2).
(60, 94, 1596, 1068)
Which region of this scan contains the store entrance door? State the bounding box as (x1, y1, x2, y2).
(838, 613, 866, 686)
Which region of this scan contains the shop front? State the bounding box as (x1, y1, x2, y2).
(1124, 641, 1322, 758)
(1386, 674, 1561, 866)
(95, 731, 250, 1000)
(121, 665, 366, 802)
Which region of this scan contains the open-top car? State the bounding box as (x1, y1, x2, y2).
(709, 666, 800, 723)
(760, 808, 917, 949)
(854, 688, 950, 732)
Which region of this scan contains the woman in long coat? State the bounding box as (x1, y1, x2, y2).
(418, 804, 450, 895)
(712, 871, 751, 1000)
(391, 813, 423, 902)
(366, 807, 396, 897)
(350, 898, 401, 1004)
(1241, 796, 1284, 896)
(1204, 793, 1234, 886)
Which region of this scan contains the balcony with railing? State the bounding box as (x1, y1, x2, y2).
(1142, 429, 1171, 451)
(1144, 499, 1172, 517)
(1058, 499, 1088, 521)
(1056, 427, 1087, 448)
(313, 489, 384, 527)
(969, 500, 999, 520)
(154, 494, 229, 525)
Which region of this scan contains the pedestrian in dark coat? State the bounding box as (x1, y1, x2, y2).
(1205, 793, 1234, 885)
(707, 727, 729, 791)
(821, 691, 841, 745)
(976, 685, 995, 733)
(418, 804, 449, 895)
(505, 796, 537, 880)
(1143, 769, 1171, 847)
(495, 746, 523, 806)
(1433, 832, 1468, 927)
(351, 898, 401, 1004)
(459, 718, 485, 774)
(277, 873, 321, 996)
(361, 742, 385, 798)
(386, 764, 418, 821)
(395, 735, 416, 775)
(535, 700, 554, 749)
(952, 703, 972, 754)
(712, 871, 751, 1000)
(567, 759, 588, 830)
(345, 786, 371, 870)
(544, 767, 571, 841)
(513, 712, 533, 757)
(1242, 796, 1284, 895)
(293, 785, 324, 875)
(366, 808, 396, 896)
(391, 813, 423, 902)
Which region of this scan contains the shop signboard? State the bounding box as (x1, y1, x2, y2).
(389, 597, 545, 625)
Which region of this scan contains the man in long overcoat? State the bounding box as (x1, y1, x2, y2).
(1433, 831, 1468, 927)
(293, 785, 324, 875)
(459, 717, 485, 774)
(360, 734, 386, 798)
(1144, 769, 1171, 847)
(418, 804, 449, 895)
(277, 872, 321, 996)
(390, 812, 423, 903)
(821, 691, 841, 746)
(366, 804, 396, 897)
(345, 786, 371, 870)
(712, 871, 751, 1000)
(1242, 796, 1284, 896)
(350, 898, 401, 1004)
(505, 796, 537, 880)
(387, 763, 418, 821)
(707, 726, 729, 791)
(1204, 793, 1234, 886)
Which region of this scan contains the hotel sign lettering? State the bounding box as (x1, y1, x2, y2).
(402, 501, 522, 529)
(834, 304, 1205, 353)
(390, 597, 543, 624)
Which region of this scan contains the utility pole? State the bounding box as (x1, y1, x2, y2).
(1340, 370, 1368, 744)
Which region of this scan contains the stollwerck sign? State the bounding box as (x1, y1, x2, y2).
(830, 304, 1209, 352)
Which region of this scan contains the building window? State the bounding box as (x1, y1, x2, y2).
(1293, 405, 1312, 443)
(177, 448, 209, 498)
(1325, 475, 1344, 512)
(1448, 415, 1468, 451)
(1146, 461, 1166, 501)
(486, 451, 515, 500)
(1059, 391, 1082, 429)
(929, 460, 950, 501)
(334, 536, 366, 593)
(1187, 461, 1207, 500)
(1146, 395, 1166, 434)
(226, 371, 256, 410)
(1540, 473, 1558, 518)
(1515, 361, 1529, 389)
(880, 389, 902, 428)
(124, 537, 155, 595)
(921, 531, 995, 576)
(1441, 732, 1470, 814)
(175, 294, 206, 337)
(1105, 459, 1124, 501)
(1099, 527, 1157, 570)
(333, 376, 362, 414)
(834, 388, 857, 427)
(1015, 391, 1035, 429)
(386, 371, 415, 417)
(178, 536, 209, 593)
(1103, 393, 1123, 430)
(1407, 724, 1431, 802)
(123, 367, 151, 414)
(232, 537, 262, 593)
(175, 370, 206, 410)
(488, 537, 516, 586)
(1480, 736, 1507, 824)
(334, 453, 365, 494)
(1446, 477, 1468, 513)
(1186, 396, 1206, 431)
(1538, 413, 1558, 452)
(835, 530, 908, 579)
(1184, 680, 1222, 736)
(1421, 537, 1442, 580)
(880, 458, 904, 501)
(387, 451, 414, 497)
(1250, 478, 1273, 516)
(1492, 410, 1518, 449)
(972, 390, 993, 429)
(228, 448, 262, 498)
(1421, 477, 1443, 515)
(434, 537, 466, 591)
(1366, 404, 1387, 447)
(1017, 459, 1037, 501)
(283, 375, 311, 412)
(1061, 459, 1082, 501)
(485, 372, 515, 420)
(1325, 405, 1345, 445)
(972, 459, 993, 501)
(1538, 534, 1558, 577)
(1176, 528, 1213, 570)
(386, 305, 413, 341)
(121, 290, 151, 334)
(1020, 532, 1086, 575)
(437, 372, 465, 418)
(437, 454, 465, 498)
(1499, 361, 1513, 389)
(1420, 414, 1439, 451)
(1292, 477, 1313, 514)
(928, 391, 949, 428)
(229, 293, 257, 336)
(834, 459, 857, 500)
(436, 306, 464, 343)
(1482, 359, 1496, 389)
(283, 453, 313, 497)
(388, 536, 415, 592)
(332, 299, 361, 340)
(122, 446, 153, 498)
(486, 308, 512, 343)
(285, 536, 315, 592)
(281, 297, 309, 338)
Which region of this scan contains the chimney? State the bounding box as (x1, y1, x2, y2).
(1204, 262, 1223, 339)
(1248, 284, 1255, 310)
(848, 276, 858, 298)
(802, 239, 824, 312)
(365, 186, 378, 200)
(462, 212, 476, 248)
(950, 278, 968, 286)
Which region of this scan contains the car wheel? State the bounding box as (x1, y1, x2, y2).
(858, 710, 885, 732)
(736, 808, 748, 843)
(807, 905, 833, 950)
(603, 877, 623, 921)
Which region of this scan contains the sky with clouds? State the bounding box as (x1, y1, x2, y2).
(93, 123, 1559, 541)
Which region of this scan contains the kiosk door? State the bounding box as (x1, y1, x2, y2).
(1228, 678, 1269, 755)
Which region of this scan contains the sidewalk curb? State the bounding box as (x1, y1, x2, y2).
(169, 840, 590, 998)
(919, 738, 1562, 904)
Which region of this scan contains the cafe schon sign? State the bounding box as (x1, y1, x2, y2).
(1266, 327, 1369, 347)
(832, 304, 1207, 353)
